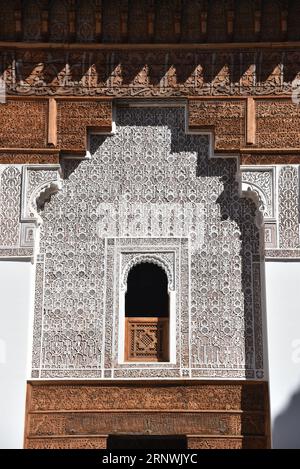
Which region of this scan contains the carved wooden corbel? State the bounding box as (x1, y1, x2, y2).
(174, 0, 182, 42)
(14, 1, 22, 41)
(226, 1, 235, 41)
(95, 0, 102, 42)
(200, 0, 208, 40)
(147, 0, 155, 42)
(254, 0, 262, 38)
(68, 0, 76, 42)
(120, 0, 128, 43)
(280, 0, 288, 40)
(41, 3, 49, 42)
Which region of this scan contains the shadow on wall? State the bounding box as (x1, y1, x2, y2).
(272, 386, 300, 449)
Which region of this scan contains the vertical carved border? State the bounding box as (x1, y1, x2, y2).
(180, 237, 190, 375)
(103, 237, 190, 379)
(252, 261, 264, 378)
(31, 255, 45, 378)
(278, 166, 300, 248)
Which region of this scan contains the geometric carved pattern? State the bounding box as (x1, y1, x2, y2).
(0, 164, 61, 258)
(278, 166, 300, 249)
(0, 166, 21, 247)
(31, 106, 265, 379)
(126, 318, 168, 362)
(241, 169, 274, 219)
(241, 165, 300, 256)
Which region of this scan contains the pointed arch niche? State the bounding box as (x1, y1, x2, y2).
(125, 262, 169, 362)
(118, 251, 178, 365)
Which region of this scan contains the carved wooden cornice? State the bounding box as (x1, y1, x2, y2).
(1, 2, 300, 165)
(0, 0, 299, 45)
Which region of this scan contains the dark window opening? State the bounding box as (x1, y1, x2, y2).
(124, 263, 170, 362)
(125, 263, 169, 317)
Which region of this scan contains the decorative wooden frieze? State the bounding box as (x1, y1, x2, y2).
(2, 47, 299, 98)
(24, 381, 270, 449)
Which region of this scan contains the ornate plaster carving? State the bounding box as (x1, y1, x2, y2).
(278, 166, 300, 249)
(121, 254, 175, 291)
(0, 164, 62, 257)
(30, 105, 265, 379)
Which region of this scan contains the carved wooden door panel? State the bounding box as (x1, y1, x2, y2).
(125, 317, 169, 362)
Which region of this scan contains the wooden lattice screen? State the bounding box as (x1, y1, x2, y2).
(125, 317, 169, 362)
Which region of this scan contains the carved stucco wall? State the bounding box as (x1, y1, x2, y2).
(241, 165, 300, 256)
(1, 105, 300, 379)
(30, 106, 264, 379)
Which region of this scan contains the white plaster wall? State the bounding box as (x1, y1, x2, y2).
(265, 261, 300, 449)
(0, 260, 33, 449)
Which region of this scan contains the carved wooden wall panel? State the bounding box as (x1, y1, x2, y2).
(0, 99, 112, 163)
(256, 101, 300, 148)
(187, 436, 268, 449)
(28, 382, 267, 412)
(26, 437, 107, 449)
(188, 100, 246, 150)
(0, 101, 48, 147)
(25, 381, 270, 449)
(57, 100, 112, 151)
